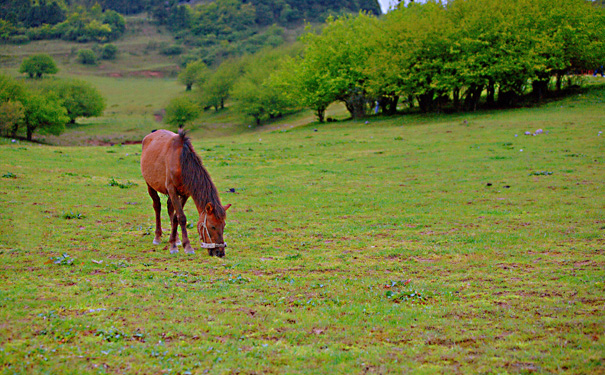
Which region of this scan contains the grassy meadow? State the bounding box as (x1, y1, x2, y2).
(1, 71, 604, 373)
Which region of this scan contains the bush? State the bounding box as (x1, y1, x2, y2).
(160, 44, 184, 56)
(9, 34, 30, 44)
(77, 49, 98, 65)
(19, 54, 58, 78)
(39, 79, 106, 124)
(101, 44, 118, 60)
(164, 96, 200, 129)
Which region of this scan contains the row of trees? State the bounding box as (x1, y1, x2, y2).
(280, 0, 605, 120)
(1, 56, 106, 141)
(169, 0, 605, 126)
(1, 3, 125, 44)
(169, 48, 298, 127)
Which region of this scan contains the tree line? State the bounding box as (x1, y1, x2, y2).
(0, 1, 125, 44)
(171, 0, 604, 126)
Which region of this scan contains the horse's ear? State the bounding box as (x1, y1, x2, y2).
(224, 204, 231, 211)
(205, 202, 214, 214)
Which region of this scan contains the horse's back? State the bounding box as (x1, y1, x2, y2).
(141, 129, 181, 194)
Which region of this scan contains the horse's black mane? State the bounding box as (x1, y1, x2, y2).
(178, 129, 225, 219)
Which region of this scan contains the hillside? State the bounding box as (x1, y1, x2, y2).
(1, 0, 381, 67)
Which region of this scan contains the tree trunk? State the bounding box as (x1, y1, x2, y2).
(532, 77, 549, 101)
(453, 87, 460, 111)
(316, 107, 326, 123)
(486, 80, 495, 107)
(343, 91, 367, 119)
(26, 126, 34, 141)
(387, 96, 399, 115)
(464, 84, 483, 111)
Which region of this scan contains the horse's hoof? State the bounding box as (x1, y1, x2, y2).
(185, 249, 195, 255)
(153, 239, 161, 245)
(170, 248, 179, 254)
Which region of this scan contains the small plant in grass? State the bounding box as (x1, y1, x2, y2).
(62, 211, 85, 219)
(2, 172, 17, 178)
(108, 177, 137, 189)
(50, 254, 75, 266)
(384, 280, 431, 304)
(225, 274, 250, 284)
(96, 326, 128, 342)
(529, 171, 554, 176)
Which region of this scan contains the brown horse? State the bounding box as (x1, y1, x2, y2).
(140, 129, 230, 256)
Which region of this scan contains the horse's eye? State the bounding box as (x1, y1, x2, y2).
(211, 227, 216, 231)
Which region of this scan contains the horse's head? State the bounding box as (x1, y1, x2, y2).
(198, 203, 231, 257)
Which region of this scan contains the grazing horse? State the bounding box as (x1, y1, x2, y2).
(140, 129, 230, 256)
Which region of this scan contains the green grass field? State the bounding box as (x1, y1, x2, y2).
(1, 77, 604, 373)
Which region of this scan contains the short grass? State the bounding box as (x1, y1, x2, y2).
(1, 83, 604, 374)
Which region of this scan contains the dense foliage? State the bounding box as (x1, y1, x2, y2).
(164, 96, 201, 129)
(0, 70, 106, 141)
(39, 79, 106, 124)
(180, 0, 603, 126)
(0, 2, 125, 44)
(280, 0, 605, 120)
(19, 54, 59, 79)
(151, 0, 380, 65)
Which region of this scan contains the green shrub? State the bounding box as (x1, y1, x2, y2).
(77, 49, 98, 65)
(101, 44, 118, 60)
(160, 44, 183, 56)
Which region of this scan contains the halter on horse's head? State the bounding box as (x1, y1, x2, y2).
(197, 203, 231, 257)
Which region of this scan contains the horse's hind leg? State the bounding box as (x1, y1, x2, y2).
(166, 198, 182, 246)
(147, 184, 162, 245)
(167, 197, 179, 253)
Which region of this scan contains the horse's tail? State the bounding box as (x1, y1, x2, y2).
(178, 129, 226, 219)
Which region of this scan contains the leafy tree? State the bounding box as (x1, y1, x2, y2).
(0, 19, 18, 41)
(22, 0, 65, 28)
(178, 60, 209, 91)
(165, 96, 201, 129)
(0, 100, 24, 137)
(230, 49, 296, 125)
(272, 54, 333, 122)
(296, 14, 378, 119)
(40, 79, 106, 124)
(19, 54, 59, 79)
(199, 58, 245, 111)
(21, 90, 69, 141)
(0, 73, 27, 137)
(102, 10, 126, 40)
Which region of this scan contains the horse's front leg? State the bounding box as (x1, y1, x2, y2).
(166, 188, 195, 254)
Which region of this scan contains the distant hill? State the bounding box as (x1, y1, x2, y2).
(148, 0, 382, 66)
(1, 0, 381, 66)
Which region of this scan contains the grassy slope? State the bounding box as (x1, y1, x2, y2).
(0, 82, 604, 373)
(0, 15, 178, 75)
